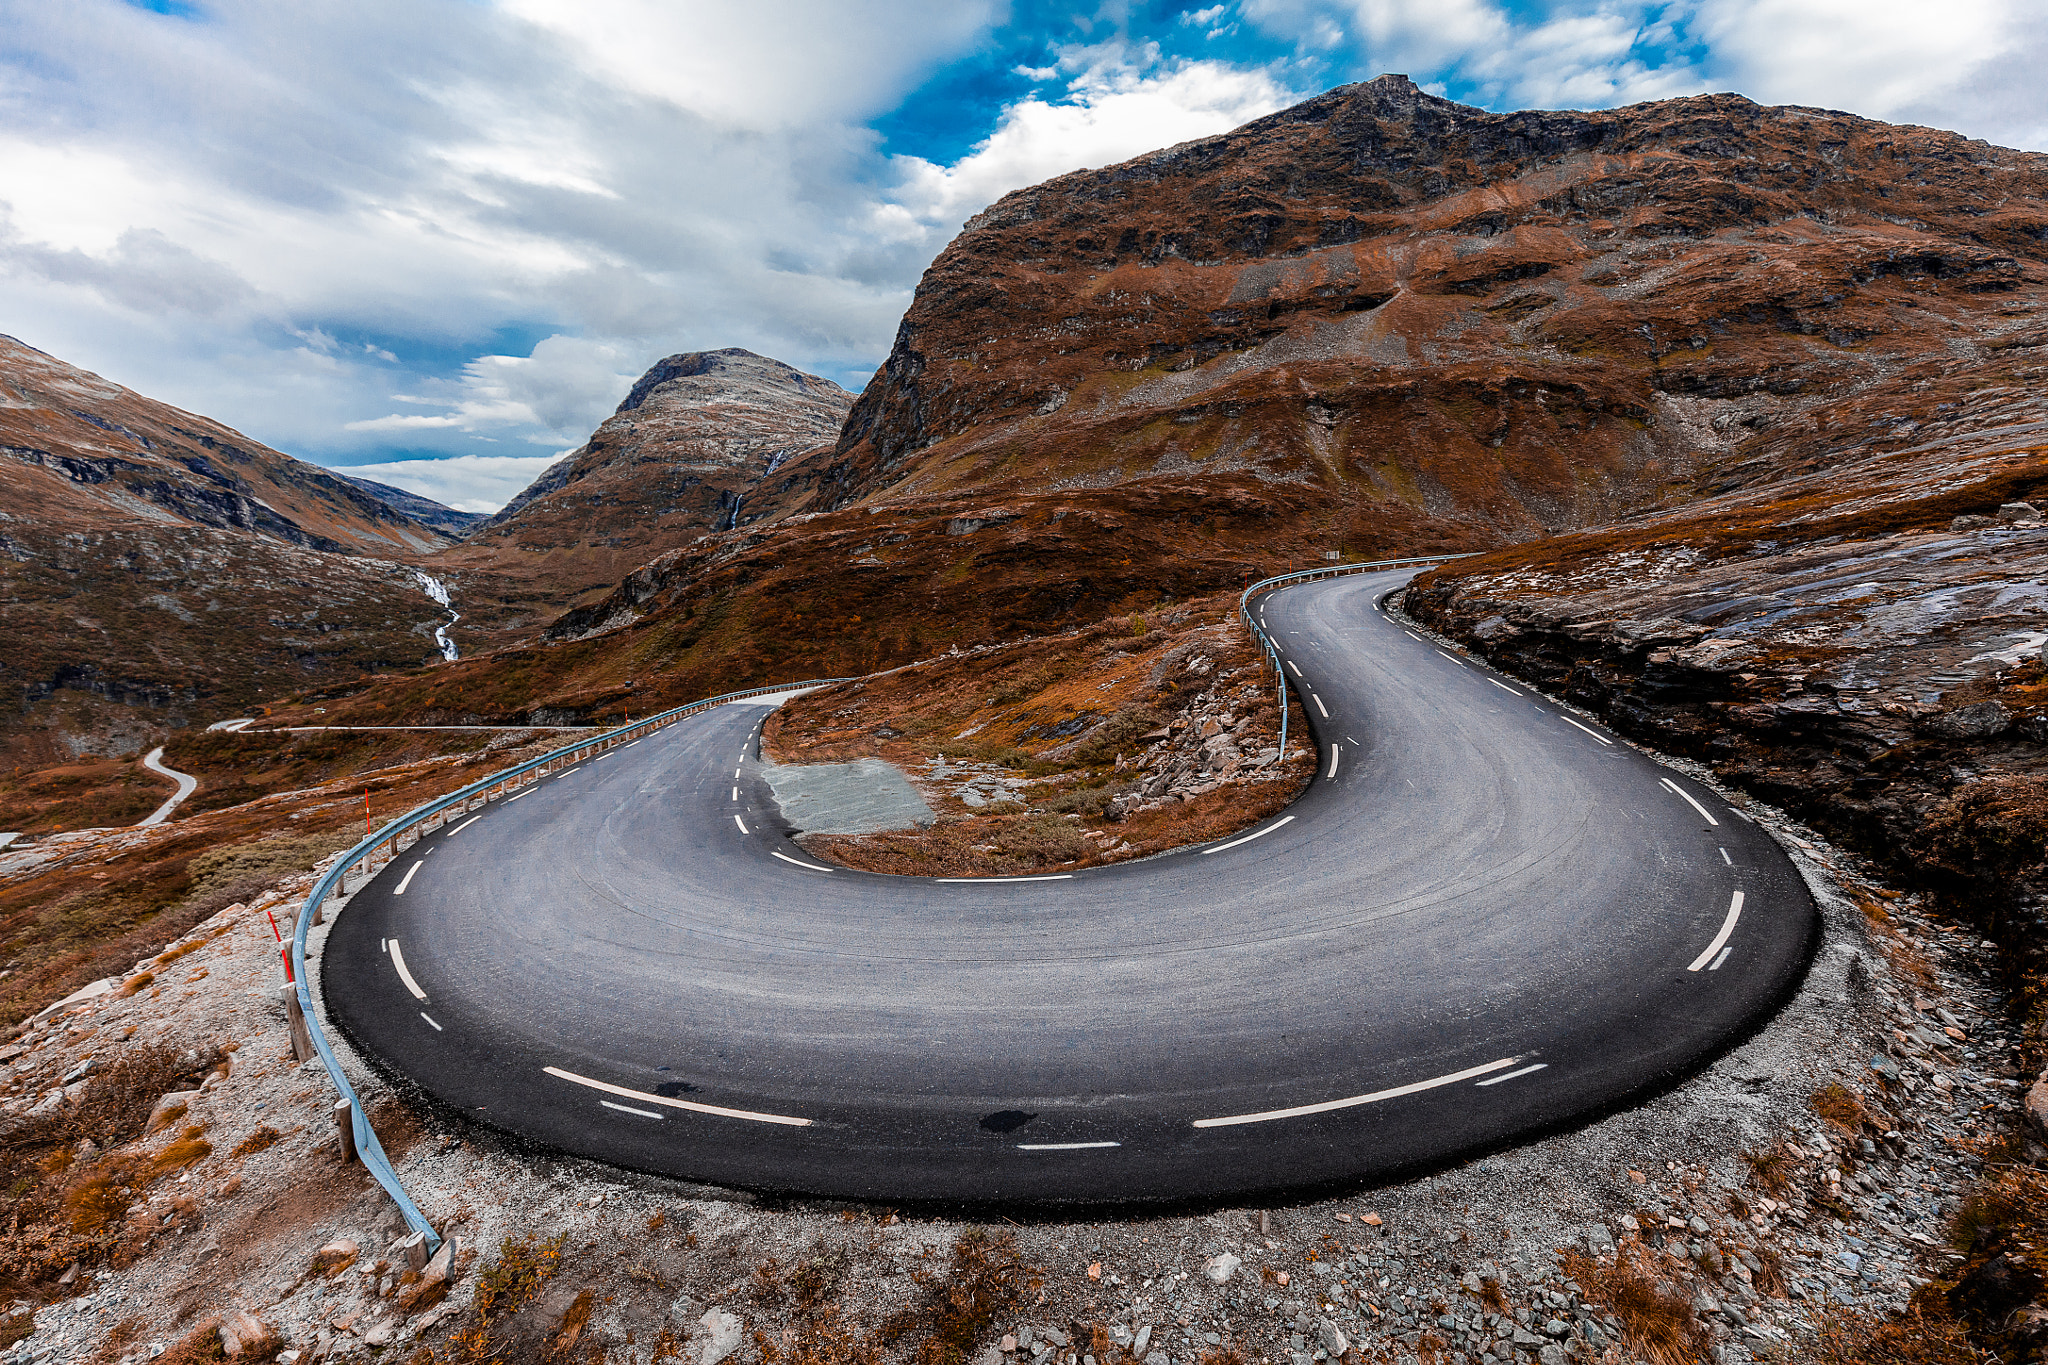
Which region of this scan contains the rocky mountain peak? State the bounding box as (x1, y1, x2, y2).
(617, 347, 846, 414)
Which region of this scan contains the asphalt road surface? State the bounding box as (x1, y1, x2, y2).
(324, 570, 1817, 1206)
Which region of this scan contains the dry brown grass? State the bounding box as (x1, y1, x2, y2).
(1743, 1146, 1794, 1195)
(150, 1125, 211, 1174)
(1812, 1082, 1869, 1132)
(1561, 1247, 1709, 1365)
(228, 1126, 282, 1159)
(1787, 1301, 1993, 1364)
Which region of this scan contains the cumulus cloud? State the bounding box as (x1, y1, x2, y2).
(889, 42, 1298, 239)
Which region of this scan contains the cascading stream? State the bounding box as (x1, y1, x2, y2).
(412, 570, 460, 662)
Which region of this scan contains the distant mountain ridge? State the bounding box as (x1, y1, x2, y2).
(332, 472, 485, 538)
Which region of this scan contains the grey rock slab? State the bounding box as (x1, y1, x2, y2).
(760, 757, 935, 834)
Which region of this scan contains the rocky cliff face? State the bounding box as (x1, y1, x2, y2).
(825, 76, 2046, 541)
(0, 336, 500, 769)
(449, 349, 852, 606)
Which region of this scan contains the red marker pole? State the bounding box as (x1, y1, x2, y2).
(267, 909, 293, 983)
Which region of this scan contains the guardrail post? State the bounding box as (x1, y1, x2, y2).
(398, 1230, 428, 1272)
(334, 1097, 358, 1164)
(283, 985, 314, 1063)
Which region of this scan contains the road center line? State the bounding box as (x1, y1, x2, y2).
(1660, 777, 1721, 825)
(544, 1065, 811, 1126)
(1475, 1062, 1547, 1087)
(771, 851, 836, 872)
(1200, 815, 1295, 855)
(1313, 694, 1329, 717)
(448, 816, 482, 836)
(1193, 1056, 1523, 1127)
(1489, 679, 1522, 696)
(1686, 890, 1746, 972)
(394, 861, 423, 896)
(734, 814, 749, 834)
(387, 940, 428, 1001)
(1017, 1141, 1121, 1151)
(1557, 715, 1613, 746)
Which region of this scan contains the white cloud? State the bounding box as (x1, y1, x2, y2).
(890, 42, 1298, 237)
(1242, 0, 2045, 142)
(328, 454, 572, 514)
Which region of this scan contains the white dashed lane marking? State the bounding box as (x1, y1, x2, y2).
(1475, 1062, 1547, 1087)
(394, 861, 423, 895)
(448, 815, 482, 836)
(1558, 715, 1613, 746)
(771, 851, 836, 872)
(734, 814, 749, 834)
(1017, 1141, 1121, 1152)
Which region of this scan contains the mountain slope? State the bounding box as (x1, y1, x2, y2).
(445, 348, 852, 606)
(822, 77, 2046, 532)
(0, 337, 496, 772)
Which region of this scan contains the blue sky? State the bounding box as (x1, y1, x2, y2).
(1, 0, 2041, 510)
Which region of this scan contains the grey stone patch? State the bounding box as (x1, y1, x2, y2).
(761, 758, 937, 834)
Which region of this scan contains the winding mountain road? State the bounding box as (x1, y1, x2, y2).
(322, 570, 1816, 1206)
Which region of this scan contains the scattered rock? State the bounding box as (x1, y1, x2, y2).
(219, 1310, 274, 1356)
(1315, 1317, 1347, 1355)
(1203, 1252, 1241, 1284)
(698, 1307, 743, 1365)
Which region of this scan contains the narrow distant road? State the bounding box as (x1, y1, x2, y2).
(136, 747, 197, 826)
(324, 569, 1818, 1206)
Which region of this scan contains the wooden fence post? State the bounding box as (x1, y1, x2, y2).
(334, 1097, 358, 1164)
(283, 985, 314, 1064)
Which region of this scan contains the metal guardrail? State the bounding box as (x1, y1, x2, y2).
(289, 677, 853, 1251)
(1237, 555, 1479, 754)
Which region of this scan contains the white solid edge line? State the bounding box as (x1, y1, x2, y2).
(1659, 777, 1721, 826)
(771, 851, 836, 872)
(1474, 1062, 1547, 1087)
(1558, 715, 1613, 745)
(393, 861, 423, 896)
(1687, 890, 1746, 972)
(1193, 1056, 1522, 1127)
(1489, 679, 1522, 696)
(1710, 947, 1734, 971)
(734, 814, 748, 834)
(1017, 1141, 1121, 1151)
(601, 1099, 664, 1119)
(1313, 694, 1329, 718)
(1327, 746, 1340, 780)
(387, 940, 428, 1001)
(544, 1065, 810, 1126)
(448, 815, 482, 836)
(420, 1012, 442, 1031)
(935, 873, 1075, 883)
(1200, 814, 1295, 855)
